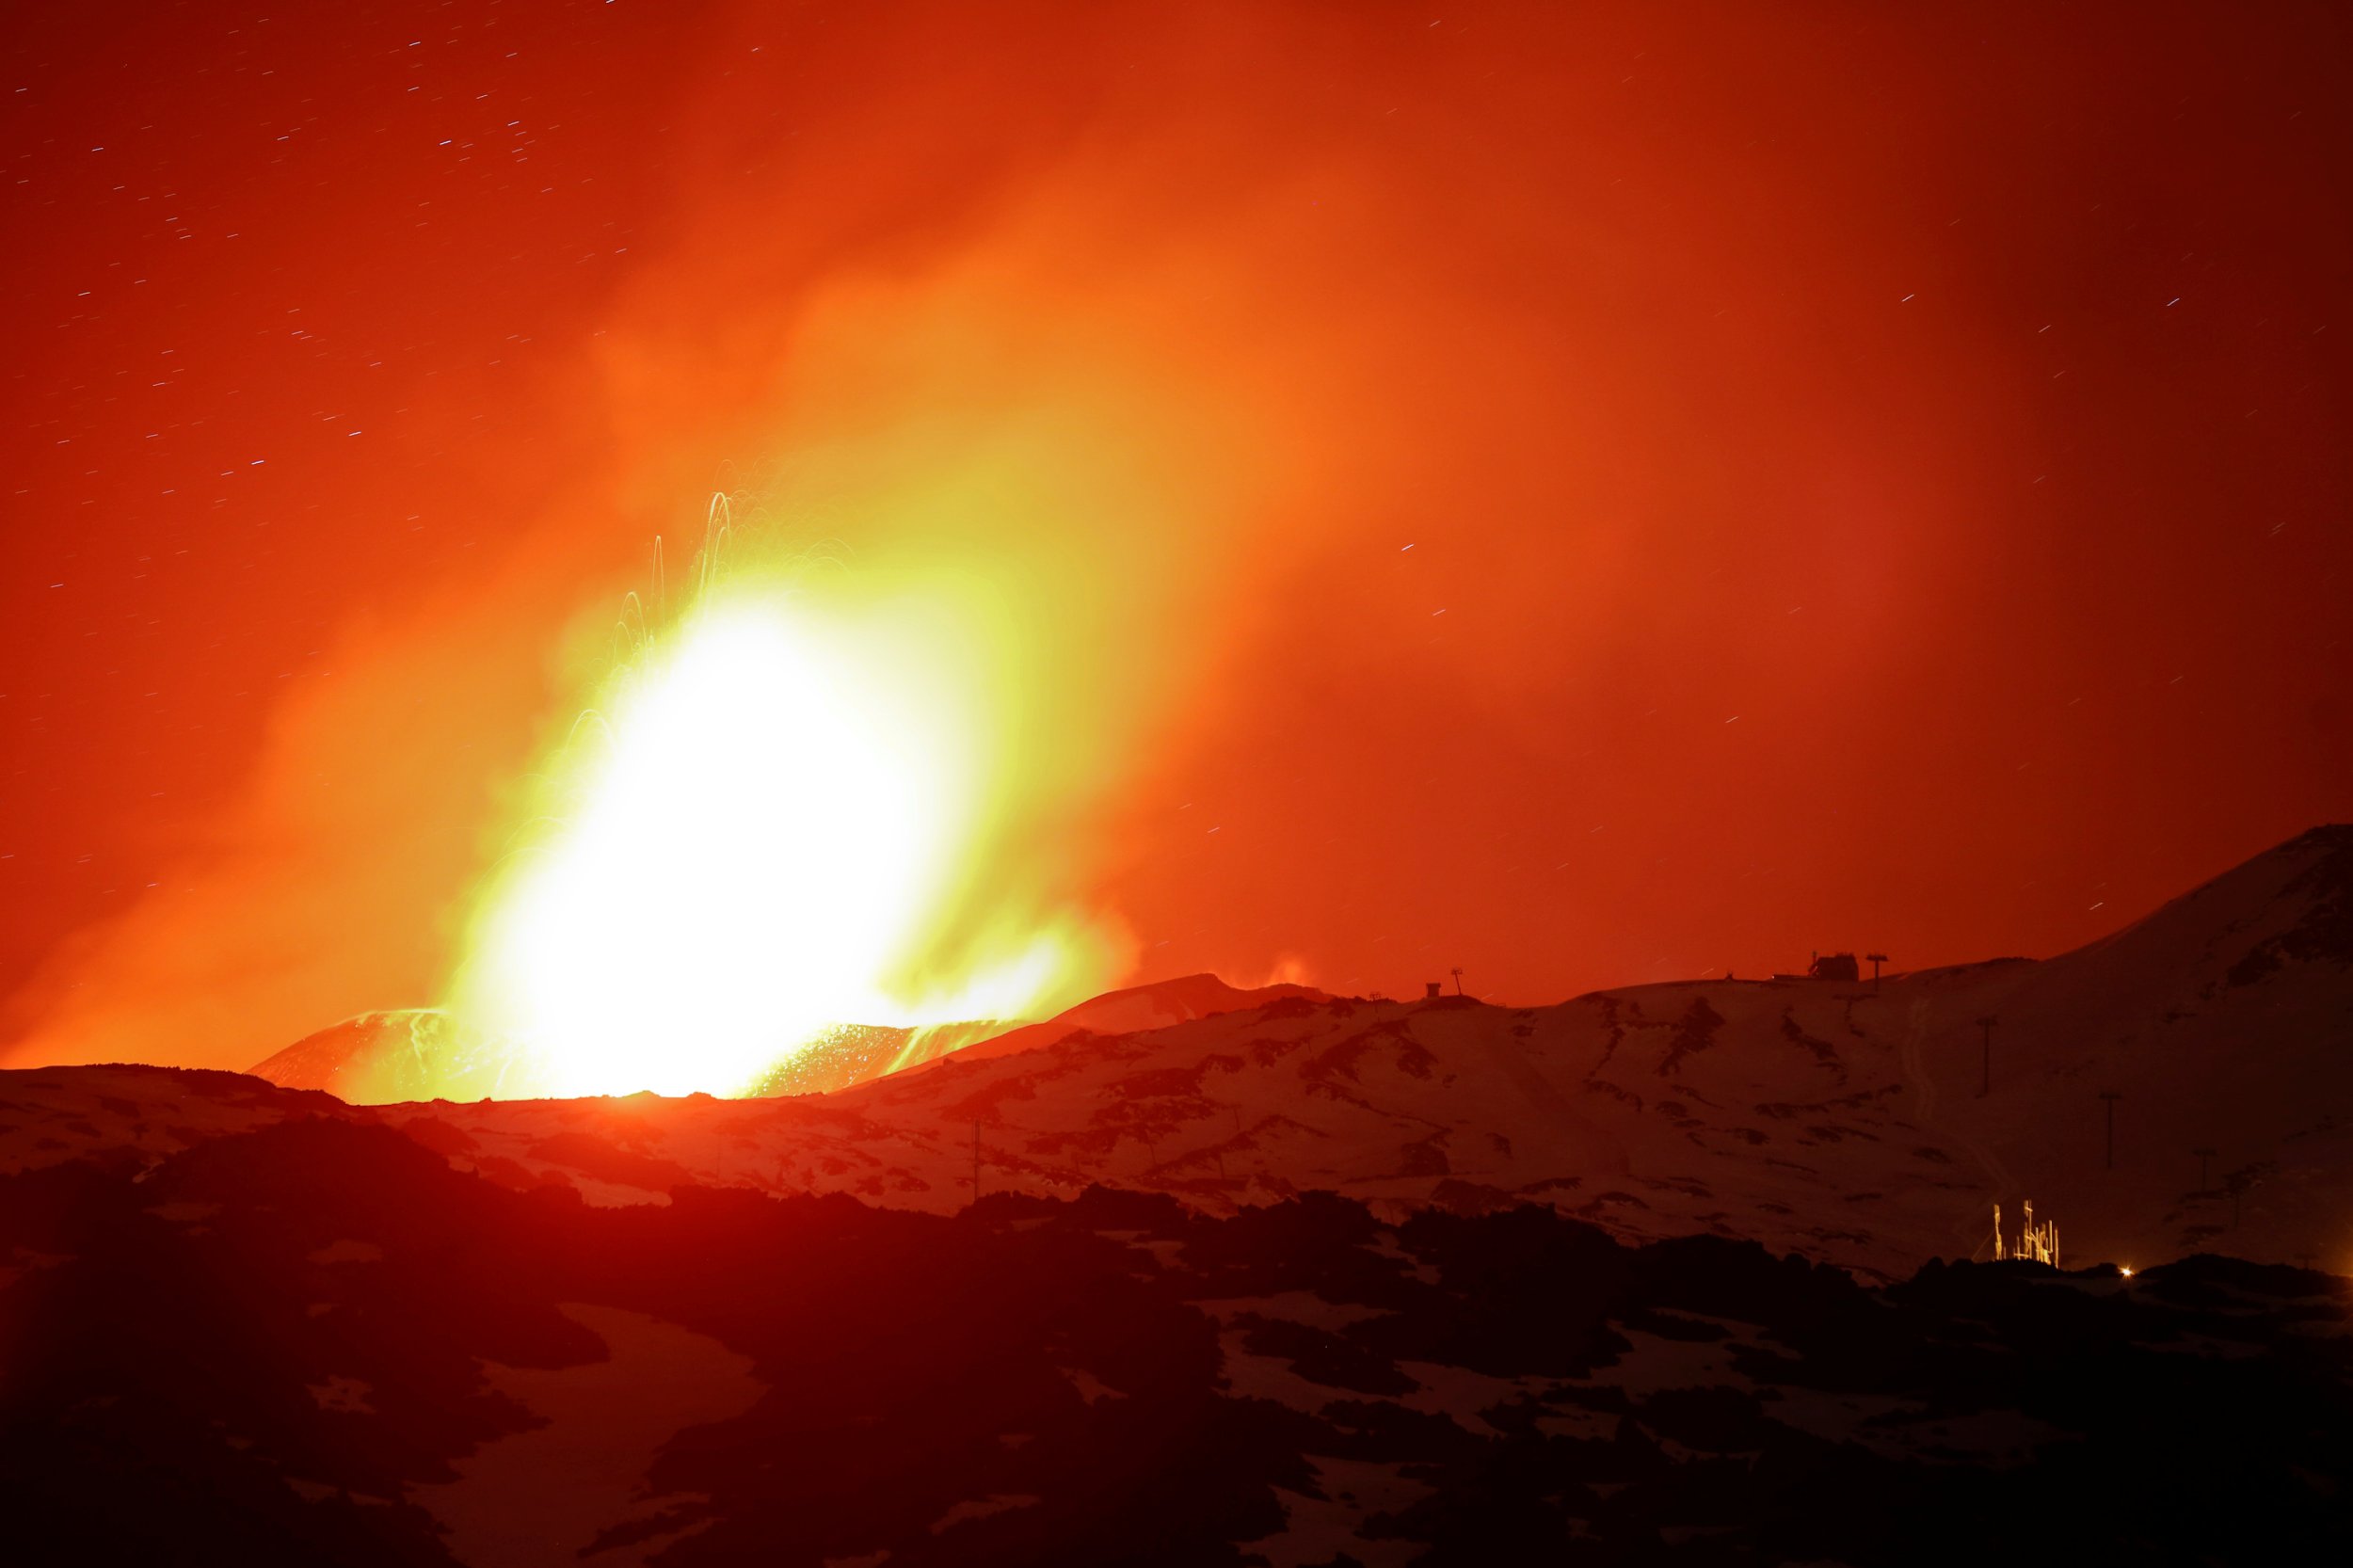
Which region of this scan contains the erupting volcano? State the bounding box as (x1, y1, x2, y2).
(435, 504, 1111, 1101)
(4, 2, 2349, 1562)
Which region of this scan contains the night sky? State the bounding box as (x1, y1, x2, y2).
(5, 0, 2348, 1072)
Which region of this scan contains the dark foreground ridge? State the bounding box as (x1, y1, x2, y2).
(5, 1113, 2349, 1565)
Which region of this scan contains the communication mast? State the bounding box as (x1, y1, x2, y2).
(1993, 1199, 2060, 1267)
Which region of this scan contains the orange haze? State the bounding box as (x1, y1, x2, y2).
(4, 1, 2348, 1076)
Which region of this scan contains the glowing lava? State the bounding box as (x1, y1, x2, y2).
(443, 536, 1098, 1098)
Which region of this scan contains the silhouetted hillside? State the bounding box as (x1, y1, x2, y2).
(5, 1112, 2348, 1565)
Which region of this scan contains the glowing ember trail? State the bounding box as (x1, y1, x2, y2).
(440, 507, 1105, 1098)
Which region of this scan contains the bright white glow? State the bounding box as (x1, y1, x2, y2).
(456, 601, 968, 1097)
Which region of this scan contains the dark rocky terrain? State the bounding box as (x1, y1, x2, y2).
(6, 1110, 2349, 1566)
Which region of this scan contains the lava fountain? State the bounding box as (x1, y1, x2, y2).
(440, 506, 1105, 1099)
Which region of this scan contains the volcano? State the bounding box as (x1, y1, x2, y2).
(248, 974, 1331, 1104)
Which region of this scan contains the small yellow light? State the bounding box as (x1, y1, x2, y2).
(2120, 1266, 2135, 1278)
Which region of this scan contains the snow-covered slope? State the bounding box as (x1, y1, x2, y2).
(15, 828, 2350, 1279)
(949, 974, 1329, 1063)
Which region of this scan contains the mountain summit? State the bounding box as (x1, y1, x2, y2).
(248, 973, 1330, 1104)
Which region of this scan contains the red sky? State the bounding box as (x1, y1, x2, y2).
(5, 0, 2348, 1073)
